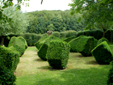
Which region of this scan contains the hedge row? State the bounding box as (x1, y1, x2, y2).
(22, 33, 42, 46)
(0, 36, 27, 85)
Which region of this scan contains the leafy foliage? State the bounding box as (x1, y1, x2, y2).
(46, 40, 70, 69)
(92, 41, 113, 64)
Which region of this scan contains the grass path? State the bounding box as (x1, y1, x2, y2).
(15, 46, 49, 77)
(15, 46, 111, 85)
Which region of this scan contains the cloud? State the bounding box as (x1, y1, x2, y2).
(21, 0, 72, 12)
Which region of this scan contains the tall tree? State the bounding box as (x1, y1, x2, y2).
(69, 0, 113, 33)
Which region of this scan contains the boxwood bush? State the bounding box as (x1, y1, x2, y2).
(0, 61, 16, 85)
(35, 33, 48, 49)
(105, 29, 113, 42)
(8, 36, 27, 56)
(108, 61, 113, 85)
(63, 36, 76, 43)
(22, 33, 42, 46)
(46, 40, 70, 69)
(38, 35, 60, 61)
(97, 37, 109, 45)
(91, 41, 113, 64)
(69, 35, 97, 56)
(52, 31, 60, 38)
(0, 46, 20, 72)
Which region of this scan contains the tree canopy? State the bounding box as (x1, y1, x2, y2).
(69, 0, 113, 31)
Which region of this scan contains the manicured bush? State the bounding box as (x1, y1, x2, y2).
(0, 46, 20, 72)
(35, 33, 48, 49)
(60, 30, 77, 39)
(107, 61, 113, 85)
(97, 37, 109, 45)
(0, 61, 16, 85)
(64, 36, 76, 43)
(76, 31, 84, 37)
(105, 29, 113, 42)
(46, 40, 70, 69)
(69, 35, 97, 56)
(52, 31, 60, 38)
(38, 35, 60, 61)
(91, 41, 113, 64)
(22, 33, 42, 46)
(8, 36, 27, 56)
(92, 29, 103, 40)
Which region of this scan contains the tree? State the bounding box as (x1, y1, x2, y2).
(69, 0, 113, 34)
(0, 6, 29, 45)
(47, 24, 54, 31)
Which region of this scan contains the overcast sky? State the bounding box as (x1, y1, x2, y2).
(21, 0, 72, 12)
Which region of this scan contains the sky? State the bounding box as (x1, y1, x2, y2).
(21, 0, 72, 12)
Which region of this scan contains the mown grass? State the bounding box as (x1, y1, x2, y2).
(15, 44, 113, 85)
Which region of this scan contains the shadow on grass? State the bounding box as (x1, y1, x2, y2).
(36, 66, 110, 85)
(34, 58, 44, 62)
(37, 65, 67, 71)
(86, 60, 98, 65)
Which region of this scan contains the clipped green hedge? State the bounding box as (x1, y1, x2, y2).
(97, 37, 109, 45)
(69, 35, 97, 56)
(107, 61, 113, 85)
(91, 41, 113, 64)
(0, 46, 20, 72)
(22, 33, 42, 46)
(76, 30, 103, 40)
(52, 31, 60, 38)
(46, 40, 70, 69)
(0, 61, 16, 85)
(60, 30, 77, 39)
(35, 33, 48, 49)
(38, 35, 60, 61)
(105, 29, 113, 42)
(64, 36, 76, 43)
(8, 36, 27, 56)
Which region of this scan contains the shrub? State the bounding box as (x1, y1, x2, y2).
(8, 36, 27, 56)
(97, 37, 109, 45)
(38, 35, 60, 61)
(0, 46, 20, 72)
(69, 35, 97, 56)
(22, 33, 42, 46)
(46, 40, 70, 69)
(60, 31, 68, 39)
(52, 31, 60, 38)
(76, 31, 84, 37)
(0, 61, 16, 85)
(105, 29, 113, 42)
(107, 61, 113, 85)
(92, 30, 103, 40)
(91, 41, 113, 64)
(64, 36, 76, 43)
(35, 33, 48, 49)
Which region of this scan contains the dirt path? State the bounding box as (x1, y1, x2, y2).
(15, 47, 49, 77)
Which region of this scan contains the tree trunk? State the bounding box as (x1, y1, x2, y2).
(0, 36, 4, 46)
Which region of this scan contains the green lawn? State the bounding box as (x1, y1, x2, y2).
(15, 45, 113, 85)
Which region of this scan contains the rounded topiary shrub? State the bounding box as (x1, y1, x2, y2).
(91, 41, 113, 64)
(46, 40, 70, 69)
(52, 31, 60, 38)
(105, 29, 113, 42)
(35, 33, 48, 49)
(38, 35, 60, 61)
(69, 35, 97, 56)
(97, 37, 109, 45)
(8, 36, 27, 56)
